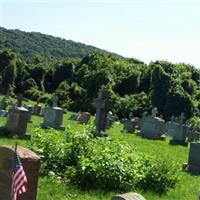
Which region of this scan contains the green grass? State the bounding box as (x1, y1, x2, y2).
(0, 110, 200, 199)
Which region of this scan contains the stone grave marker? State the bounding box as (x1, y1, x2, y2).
(77, 112, 91, 124)
(165, 113, 190, 146)
(183, 142, 200, 174)
(41, 96, 65, 130)
(112, 192, 146, 200)
(106, 111, 114, 129)
(92, 89, 113, 136)
(123, 117, 140, 133)
(6, 94, 30, 139)
(0, 145, 40, 200)
(140, 107, 165, 140)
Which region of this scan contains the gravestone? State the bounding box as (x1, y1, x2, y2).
(166, 122, 189, 146)
(0, 145, 40, 200)
(93, 89, 113, 136)
(106, 111, 114, 129)
(77, 112, 91, 124)
(6, 94, 30, 139)
(140, 108, 165, 140)
(123, 118, 138, 133)
(183, 142, 200, 174)
(112, 192, 146, 200)
(41, 96, 65, 130)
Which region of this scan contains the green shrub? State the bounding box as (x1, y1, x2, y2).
(31, 127, 179, 193)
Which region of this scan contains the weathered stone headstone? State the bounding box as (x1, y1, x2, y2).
(140, 108, 165, 140)
(41, 96, 65, 130)
(112, 192, 146, 200)
(123, 118, 138, 133)
(168, 123, 189, 146)
(6, 94, 30, 139)
(106, 111, 114, 129)
(0, 145, 40, 200)
(183, 142, 200, 174)
(77, 112, 91, 124)
(92, 89, 113, 136)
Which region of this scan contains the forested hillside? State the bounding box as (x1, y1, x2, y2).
(1, 47, 200, 126)
(1, 27, 200, 127)
(0, 27, 118, 60)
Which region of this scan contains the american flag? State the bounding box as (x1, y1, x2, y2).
(11, 145, 28, 200)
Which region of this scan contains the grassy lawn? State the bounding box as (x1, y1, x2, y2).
(0, 109, 200, 199)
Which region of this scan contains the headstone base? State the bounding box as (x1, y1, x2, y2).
(92, 130, 108, 137)
(182, 163, 200, 174)
(169, 139, 188, 147)
(41, 123, 65, 130)
(141, 134, 166, 140)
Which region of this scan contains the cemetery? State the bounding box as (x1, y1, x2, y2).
(0, 94, 200, 200)
(1, 19, 200, 199)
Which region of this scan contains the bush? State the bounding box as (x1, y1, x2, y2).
(31, 127, 179, 193)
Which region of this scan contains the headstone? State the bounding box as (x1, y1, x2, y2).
(41, 97, 65, 130)
(77, 112, 91, 124)
(92, 89, 113, 136)
(112, 192, 146, 200)
(106, 111, 114, 129)
(6, 94, 30, 139)
(0, 145, 40, 200)
(183, 142, 200, 174)
(165, 121, 189, 147)
(140, 108, 165, 140)
(123, 118, 138, 133)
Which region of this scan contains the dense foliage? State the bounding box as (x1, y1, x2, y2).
(30, 128, 178, 193)
(1, 28, 200, 122)
(0, 27, 119, 60)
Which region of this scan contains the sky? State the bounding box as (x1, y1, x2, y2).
(1, 0, 200, 67)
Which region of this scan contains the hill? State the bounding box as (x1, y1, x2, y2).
(0, 27, 119, 60)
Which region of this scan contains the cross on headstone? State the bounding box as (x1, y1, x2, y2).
(93, 89, 113, 136)
(53, 96, 58, 107)
(17, 94, 23, 107)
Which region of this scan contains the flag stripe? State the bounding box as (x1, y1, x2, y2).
(11, 149, 28, 200)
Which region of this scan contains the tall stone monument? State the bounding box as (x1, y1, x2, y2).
(0, 145, 40, 200)
(6, 94, 30, 139)
(41, 96, 65, 130)
(93, 89, 113, 136)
